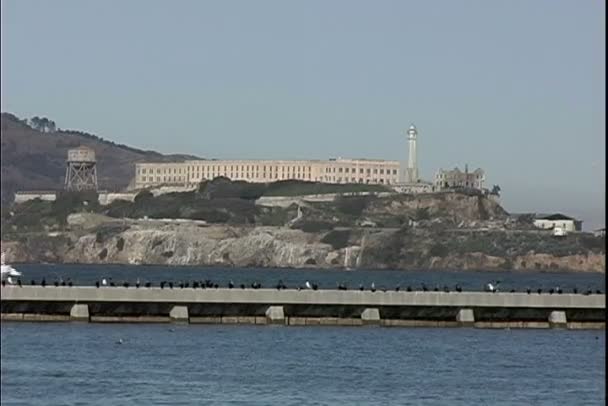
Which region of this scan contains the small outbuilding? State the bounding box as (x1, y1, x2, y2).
(533, 213, 582, 232)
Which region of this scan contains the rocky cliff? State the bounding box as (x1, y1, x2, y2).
(2, 214, 604, 272)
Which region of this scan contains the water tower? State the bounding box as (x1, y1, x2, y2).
(64, 146, 98, 191)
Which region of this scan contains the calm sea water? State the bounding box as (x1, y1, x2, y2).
(11, 264, 606, 292)
(1, 323, 605, 405)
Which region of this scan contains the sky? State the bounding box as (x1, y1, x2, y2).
(1, 0, 605, 229)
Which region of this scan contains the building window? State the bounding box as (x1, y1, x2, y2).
(380, 169, 384, 174)
(360, 169, 363, 174)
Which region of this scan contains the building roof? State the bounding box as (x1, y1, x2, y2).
(535, 213, 576, 221)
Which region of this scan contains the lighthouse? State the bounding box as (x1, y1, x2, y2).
(405, 124, 418, 183)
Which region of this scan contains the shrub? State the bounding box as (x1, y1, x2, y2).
(293, 221, 335, 233)
(429, 243, 448, 257)
(321, 230, 352, 250)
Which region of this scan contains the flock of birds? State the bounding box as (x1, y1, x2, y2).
(1, 277, 603, 295)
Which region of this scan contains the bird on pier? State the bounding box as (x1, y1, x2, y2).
(510, 289, 516, 293)
(526, 287, 531, 294)
(17, 279, 22, 287)
(556, 287, 562, 294)
(135, 279, 140, 288)
(312, 283, 318, 291)
(240, 284, 246, 289)
(122, 282, 129, 288)
(549, 288, 554, 295)
(537, 288, 542, 294)
(213, 283, 219, 289)
(572, 287, 578, 294)
(61, 280, 66, 287)
(168, 282, 173, 289)
(370, 282, 376, 293)
(228, 280, 234, 289)
(359, 284, 364, 291)
(485, 282, 499, 293)
(443, 286, 449, 293)
(422, 284, 428, 292)
(596, 289, 602, 295)
(31, 280, 36, 286)
(95, 281, 100, 288)
(433, 285, 439, 292)
(395, 285, 400, 292)
(54, 281, 59, 287)
(406, 286, 412, 292)
(41, 278, 46, 287)
(305, 281, 312, 290)
(455, 285, 462, 293)
(184, 282, 189, 288)
(102, 278, 107, 286)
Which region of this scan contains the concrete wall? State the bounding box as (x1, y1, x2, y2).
(14, 192, 57, 203)
(2, 286, 603, 308)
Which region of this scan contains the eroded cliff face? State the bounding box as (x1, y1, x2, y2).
(2, 219, 604, 273)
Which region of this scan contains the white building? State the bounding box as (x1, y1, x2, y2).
(533, 214, 582, 233)
(133, 158, 400, 190)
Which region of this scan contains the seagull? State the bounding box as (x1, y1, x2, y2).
(101, 278, 108, 286)
(305, 281, 312, 290)
(116, 338, 124, 345)
(485, 281, 500, 293)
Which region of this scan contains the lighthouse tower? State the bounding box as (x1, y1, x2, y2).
(405, 124, 418, 183)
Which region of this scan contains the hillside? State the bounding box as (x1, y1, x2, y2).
(0, 112, 201, 203)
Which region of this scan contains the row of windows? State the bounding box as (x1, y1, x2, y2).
(189, 165, 313, 172)
(325, 167, 398, 175)
(139, 165, 399, 176)
(139, 172, 397, 185)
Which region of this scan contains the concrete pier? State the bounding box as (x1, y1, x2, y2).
(361, 308, 381, 325)
(265, 306, 285, 324)
(1, 286, 604, 329)
(69, 304, 90, 321)
(169, 306, 189, 323)
(548, 310, 567, 328)
(456, 308, 475, 327)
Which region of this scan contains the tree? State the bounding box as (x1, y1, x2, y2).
(30, 116, 41, 131)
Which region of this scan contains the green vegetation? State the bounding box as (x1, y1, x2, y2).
(321, 230, 352, 249)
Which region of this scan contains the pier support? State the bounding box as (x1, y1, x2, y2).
(169, 306, 189, 323)
(265, 306, 285, 324)
(361, 308, 381, 325)
(456, 308, 475, 327)
(70, 304, 89, 322)
(548, 311, 567, 328)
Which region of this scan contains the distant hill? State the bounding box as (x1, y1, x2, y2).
(0, 112, 201, 203)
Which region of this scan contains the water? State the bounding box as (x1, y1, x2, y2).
(1, 323, 605, 405)
(12, 264, 606, 292)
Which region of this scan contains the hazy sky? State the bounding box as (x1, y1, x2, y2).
(1, 0, 605, 228)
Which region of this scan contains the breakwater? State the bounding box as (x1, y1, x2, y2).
(1, 286, 605, 329)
